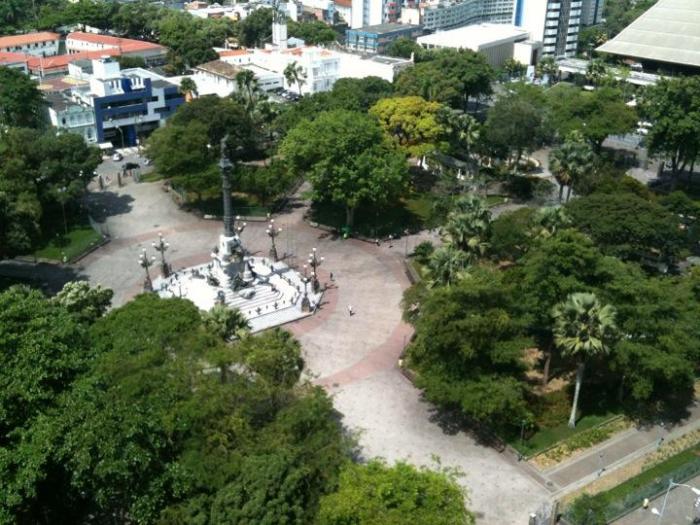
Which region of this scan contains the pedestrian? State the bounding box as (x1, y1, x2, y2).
(330, 272, 334, 281)
(347, 304, 354, 316)
(388, 234, 393, 248)
(375, 238, 380, 246)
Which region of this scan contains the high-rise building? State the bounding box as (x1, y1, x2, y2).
(416, 0, 513, 31)
(513, 0, 582, 56)
(580, 0, 604, 26)
(351, 0, 400, 28)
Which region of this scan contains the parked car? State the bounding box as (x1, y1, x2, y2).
(123, 162, 140, 170)
(112, 152, 123, 161)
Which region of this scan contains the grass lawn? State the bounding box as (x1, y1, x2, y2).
(139, 171, 165, 183)
(485, 194, 508, 207)
(33, 225, 103, 261)
(510, 412, 618, 456)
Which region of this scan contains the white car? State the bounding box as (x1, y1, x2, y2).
(112, 152, 123, 162)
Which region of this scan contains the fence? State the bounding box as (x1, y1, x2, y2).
(562, 455, 700, 524)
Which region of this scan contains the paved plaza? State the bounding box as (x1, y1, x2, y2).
(614, 475, 700, 525)
(66, 175, 551, 524)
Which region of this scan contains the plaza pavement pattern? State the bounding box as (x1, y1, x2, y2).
(74, 178, 550, 524)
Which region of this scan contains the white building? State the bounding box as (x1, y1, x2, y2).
(192, 59, 284, 97)
(417, 23, 531, 66)
(334, 0, 353, 23)
(513, 0, 582, 57)
(338, 53, 412, 81)
(0, 32, 60, 57)
(46, 92, 97, 143)
(251, 47, 340, 94)
(66, 32, 167, 64)
(351, 0, 399, 28)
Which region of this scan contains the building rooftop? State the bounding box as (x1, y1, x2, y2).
(67, 32, 165, 53)
(0, 51, 29, 65)
(597, 0, 700, 68)
(195, 59, 241, 79)
(334, 0, 352, 7)
(27, 48, 121, 73)
(353, 22, 421, 34)
(0, 31, 60, 48)
(417, 23, 529, 49)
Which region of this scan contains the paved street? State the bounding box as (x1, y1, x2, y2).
(69, 176, 551, 524)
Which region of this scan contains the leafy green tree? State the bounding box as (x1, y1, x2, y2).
(552, 292, 617, 427)
(484, 83, 547, 168)
(532, 206, 571, 239)
(330, 76, 394, 112)
(318, 460, 475, 525)
(202, 304, 250, 341)
(369, 96, 445, 157)
(489, 207, 538, 261)
(385, 36, 424, 59)
(236, 7, 272, 47)
(549, 131, 596, 202)
(0, 66, 47, 128)
(502, 58, 526, 80)
(53, 281, 113, 323)
(643, 76, 700, 182)
(407, 269, 532, 430)
(281, 110, 408, 227)
(585, 59, 608, 86)
(284, 60, 307, 96)
(396, 49, 494, 111)
(566, 192, 684, 264)
(288, 19, 337, 45)
(240, 161, 297, 206)
(546, 84, 636, 149)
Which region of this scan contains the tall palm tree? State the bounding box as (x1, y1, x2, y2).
(586, 59, 607, 87)
(179, 77, 198, 102)
(235, 69, 262, 115)
(439, 107, 481, 161)
(442, 195, 491, 257)
(283, 61, 306, 97)
(549, 131, 595, 202)
(202, 304, 251, 341)
(426, 245, 472, 287)
(552, 292, 617, 428)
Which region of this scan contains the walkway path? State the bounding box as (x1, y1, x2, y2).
(67, 178, 550, 524)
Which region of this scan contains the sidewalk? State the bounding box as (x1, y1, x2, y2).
(545, 402, 700, 496)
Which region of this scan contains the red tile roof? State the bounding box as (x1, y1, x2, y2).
(218, 48, 250, 57)
(0, 32, 60, 48)
(67, 32, 164, 52)
(27, 49, 121, 73)
(0, 51, 29, 65)
(334, 0, 352, 7)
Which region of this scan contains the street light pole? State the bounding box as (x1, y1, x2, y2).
(57, 186, 68, 235)
(152, 232, 170, 277)
(139, 249, 156, 291)
(266, 217, 282, 262)
(307, 247, 324, 293)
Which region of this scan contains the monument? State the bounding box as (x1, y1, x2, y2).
(152, 136, 323, 332)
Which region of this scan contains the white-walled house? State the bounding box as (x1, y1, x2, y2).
(0, 32, 60, 57)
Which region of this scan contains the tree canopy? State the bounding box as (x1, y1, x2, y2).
(0, 66, 46, 129)
(281, 109, 408, 226)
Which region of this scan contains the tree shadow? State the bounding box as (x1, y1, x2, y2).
(424, 398, 506, 451)
(85, 191, 135, 221)
(0, 262, 87, 295)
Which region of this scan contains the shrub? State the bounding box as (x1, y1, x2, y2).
(412, 241, 435, 265)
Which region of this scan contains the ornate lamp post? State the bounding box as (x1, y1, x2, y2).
(152, 232, 170, 277)
(138, 249, 156, 291)
(301, 277, 311, 312)
(307, 248, 324, 293)
(266, 217, 282, 262)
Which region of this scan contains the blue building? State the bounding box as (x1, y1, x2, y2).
(67, 58, 184, 147)
(345, 23, 423, 54)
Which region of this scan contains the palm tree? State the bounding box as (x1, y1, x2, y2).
(586, 59, 607, 87)
(549, 131, 595, 202)
(536, 56, 558, 85)
(283, 61, 306, 97)
(442, 195, 491, 257)
(532, 206, 571, 239)
(235, 69, 262, 115)
(439, 107, 481, 162)
(426, 245, 472, 287)
(179, 77, 198, 102)
(552, 292, 617, 428)
(202, 304, 251, 341)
